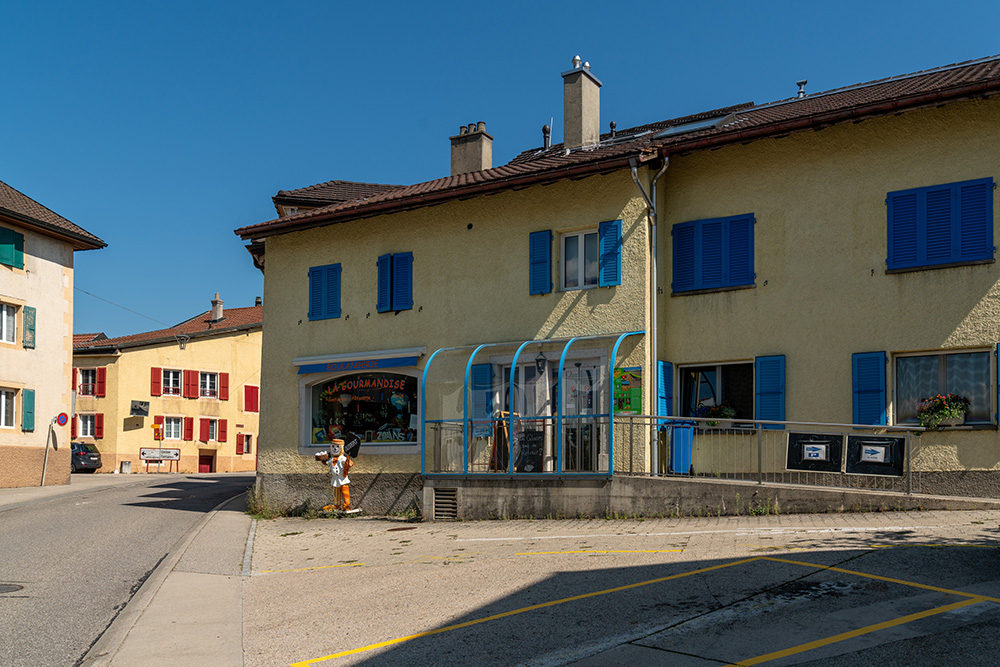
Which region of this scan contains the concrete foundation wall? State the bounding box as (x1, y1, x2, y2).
(256, 471, 422, 515)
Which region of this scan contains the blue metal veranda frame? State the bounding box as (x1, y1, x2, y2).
(421, 331, 644, 476)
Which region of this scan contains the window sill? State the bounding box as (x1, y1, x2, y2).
(904, 423, 997, 432)
(671, 283, 755, 297)
(886, 258, 994, 274)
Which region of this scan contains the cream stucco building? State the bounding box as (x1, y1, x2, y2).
(238, 54, 1000, 516)
(73, 295, 262, 475)
(0, 179, 105, 488)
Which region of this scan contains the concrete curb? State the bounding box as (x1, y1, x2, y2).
(78, 492, 248, 666)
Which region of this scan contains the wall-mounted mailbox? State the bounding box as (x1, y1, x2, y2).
(846, 436, 905, 477)
(787, 432, 844, 473)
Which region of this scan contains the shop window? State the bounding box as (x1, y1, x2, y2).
(887, 177, 994, 271)
(311, 372, 418, 445)
(376, 252, 413, 312)
(894, 350, 991, 424)
(681, 363, 754, 420)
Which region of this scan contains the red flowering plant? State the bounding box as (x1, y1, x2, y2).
(916, 393, 970, 429)
(695, 403, 737, 427)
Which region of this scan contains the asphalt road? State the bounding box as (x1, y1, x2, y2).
(0, 473, 253, 667)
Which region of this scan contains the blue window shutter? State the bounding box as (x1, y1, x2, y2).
(959, 179, 994, 261)
(391, 252, 413, 311)
(308, 266, 323, 320)
(21, 389, 35, 432)
(726, 215, 755, 286)
(598, 219, 622, 287)
(325, 265, 341, 318)
(852, 351, 887, 425)
(672, 223, 696, 292)
(657, 361, 673, 422)
(528, 230, 552, 294)
(887, 178, 994, 270)
(470, 364, 493, 437)
(755, 355, 785, 429)
(22, 306, 36, 349)
(376, 254, 392, 312)
(700, 219, 724, 288)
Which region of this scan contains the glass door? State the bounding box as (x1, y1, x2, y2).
(563, 361, 605, 472)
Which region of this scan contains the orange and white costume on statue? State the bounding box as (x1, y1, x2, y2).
(328, 442, 353, 510)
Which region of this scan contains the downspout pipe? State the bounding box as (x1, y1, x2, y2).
(630, 156, 670, 475)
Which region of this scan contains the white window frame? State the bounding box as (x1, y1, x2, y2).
(200, 372, 218, 398)
(560, 229, 600, 291)
(79, 414, 96, 438)
(164, 417, 182, 440)
(79, 368, 97, 396)
(0, 389, 14, 428)
(162, 369, 182, 396)
(243, 434, 253, 454)
(893, 349, 993, 425)
(0, 303, 16, 344)
(206, 418, 218, 441)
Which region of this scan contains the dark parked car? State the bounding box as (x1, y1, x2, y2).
(71, 442, 102, 473)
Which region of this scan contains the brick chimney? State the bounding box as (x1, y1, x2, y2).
(562, 56, 602, 149)
(211, 292, 224, 322)
(450, 122, 493, 176)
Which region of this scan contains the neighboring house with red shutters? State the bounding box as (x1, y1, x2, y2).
(1, 179, 105, 488)
(72, 294, 261, 474)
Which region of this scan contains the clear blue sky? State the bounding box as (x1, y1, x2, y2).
(4, 0, 999, 338)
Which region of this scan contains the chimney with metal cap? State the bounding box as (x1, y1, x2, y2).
(562, 55, 602, 149)
(211, 292, 224, 322)
(449, 121, 493, 176)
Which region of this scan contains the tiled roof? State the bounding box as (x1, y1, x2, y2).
(0, 180, 105, 250)
(236, 54, 1000, 241)
(73, 333, 107, 346)
(273, 180, 403, 206)
(74, 305, 263, 352)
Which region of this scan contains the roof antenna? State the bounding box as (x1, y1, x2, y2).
(796, 79, 808, 98)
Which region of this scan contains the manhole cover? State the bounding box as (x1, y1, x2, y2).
(0, 584, 24, 594)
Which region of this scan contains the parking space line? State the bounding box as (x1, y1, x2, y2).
(761, 556, 1000, 603)
(516, 549, 683, 555)
(725, 597, 986, 666)
(261, 563, 363, 574)
(288, 557, 764, 666)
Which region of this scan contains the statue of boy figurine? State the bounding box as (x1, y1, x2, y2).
(316, 439, 353, 510)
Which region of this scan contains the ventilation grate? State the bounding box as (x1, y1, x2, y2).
(433, 488, 459, 520)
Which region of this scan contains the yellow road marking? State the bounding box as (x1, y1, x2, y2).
(261, 563, 363, 574)
(516, 549, 683, 555)
(760, 557, 1000, 603)
(288, 557, 764, 666)
(725, 597, 986, 666)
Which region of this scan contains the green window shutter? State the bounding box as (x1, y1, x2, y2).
(21, 389, 35, 432)
(0, 227, 21, 268)
(22, 306, 36, 349)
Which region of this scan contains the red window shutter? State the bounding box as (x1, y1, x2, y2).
(245, 385, 259, 412)
(71, 415, 77, 439)
(72, 369, 77, 392)
(219, 373, 229, 401)
(183, 417, 194, 441)
(218, 419, 227, 443)
(200, 418, 210, 441)
(95, 413, 104, 439)
(154, 415, 164, 441)
(151, 367, 162, 396)
(236, 433, 244, 455)
(96, 368, 107, 397)
(184, 370, 197, 398)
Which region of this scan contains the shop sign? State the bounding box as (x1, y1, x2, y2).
(297, 356, 418, 375)
(613, 367, 642, 415)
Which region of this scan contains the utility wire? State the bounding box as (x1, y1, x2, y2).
(74, 287, 170, 327)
